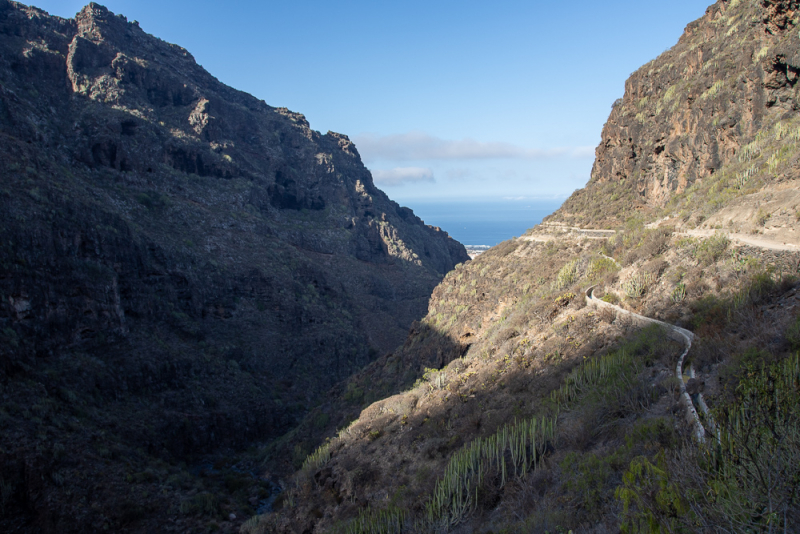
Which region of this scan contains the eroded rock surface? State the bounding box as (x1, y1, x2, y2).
(553, 0, 800, 228)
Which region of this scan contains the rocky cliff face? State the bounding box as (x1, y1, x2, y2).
(553, 0, 800, 228)
(0, 2, 467, 531)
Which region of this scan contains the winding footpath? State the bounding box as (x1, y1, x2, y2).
(522, 223, 799, 441)
(585, 286, 707, 442)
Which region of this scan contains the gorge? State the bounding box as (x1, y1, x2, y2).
(2, 1, 800, 533)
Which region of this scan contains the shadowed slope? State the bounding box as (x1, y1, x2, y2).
(0, 2, 467, 532)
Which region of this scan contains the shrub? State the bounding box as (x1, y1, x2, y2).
(755, 207, 771, 226)
(616, 452, 687, 533)
(695, 233, 729, 265)
(312, 412, 330, 430)
(554, 292, 576, 307)
(601, 292, 620, 304)
(343, 383, 364, 405)
(639, 228, 672, 257)
(663, 354, 800, 532)
(587, 257, 619, 280)
(135, 190, 171, 210)
(561, 451, 618, 515)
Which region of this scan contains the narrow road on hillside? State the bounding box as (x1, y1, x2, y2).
(522, 224, 797, 252)
(679, 229, 800, 252)
(585, 286, 707, 442)
(518, 222, 617, 243)
(520, 224, 794, 442)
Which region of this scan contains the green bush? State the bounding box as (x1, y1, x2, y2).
(616, 452, 687, 534)
(601, 292, 620, 304)
(562, 451, 620, 514)
(701, 354, 800, 529)
(587, 256, 620, 280)
(694, 233, 729, 265)
(620, 353, 800, 533)
(135, 190, 171, 210)
(343, 382, 364, 405)
(312, 412, 330, 430)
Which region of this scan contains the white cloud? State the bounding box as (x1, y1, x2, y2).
(353, 131, 595, 161)
(570, 146, 596, 158)
(371, 167, 435, 187)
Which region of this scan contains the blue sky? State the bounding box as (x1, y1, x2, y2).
(34, 0, 711, 202)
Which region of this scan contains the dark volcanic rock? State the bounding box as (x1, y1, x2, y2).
(0, 2, 468, 532)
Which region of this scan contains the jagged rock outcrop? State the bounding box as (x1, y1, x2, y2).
(0, 2, 467, 531)
(553, 0, 800, 228)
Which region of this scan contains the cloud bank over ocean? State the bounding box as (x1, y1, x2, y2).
(372, 167, 435, 186)
(354, 131, 594, 161)
(356, 131, 595, 197)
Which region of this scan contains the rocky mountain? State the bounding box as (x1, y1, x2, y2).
(0, 2, 467, 532)
(554, 0, 800, 238)
(256, 1, 800, 532)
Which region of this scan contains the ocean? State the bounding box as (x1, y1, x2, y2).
(399, 199, 563, 247)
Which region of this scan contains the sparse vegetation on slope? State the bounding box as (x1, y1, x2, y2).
(258, 212, 800, 532)
(217, 0, 800, 531)
(331, 415, 556, 533)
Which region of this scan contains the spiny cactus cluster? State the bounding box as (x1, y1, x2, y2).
(423, 416, 556, 531)
(337, 507, 407, 534)
(623, 272, 653, 298)
(551, 350, 634, 407)
(337, 416, 556, 533)
(553, 260, 580, 290)
(670, 282, 686, 303)
(735, 164, 758, 189)
(300, 441, 331, 476)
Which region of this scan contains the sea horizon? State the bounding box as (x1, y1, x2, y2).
(396, 198, 565, 247)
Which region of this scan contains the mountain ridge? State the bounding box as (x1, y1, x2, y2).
(0, 2, 468, 532)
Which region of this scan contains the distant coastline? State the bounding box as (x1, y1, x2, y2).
(464, 245, 492, 259)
